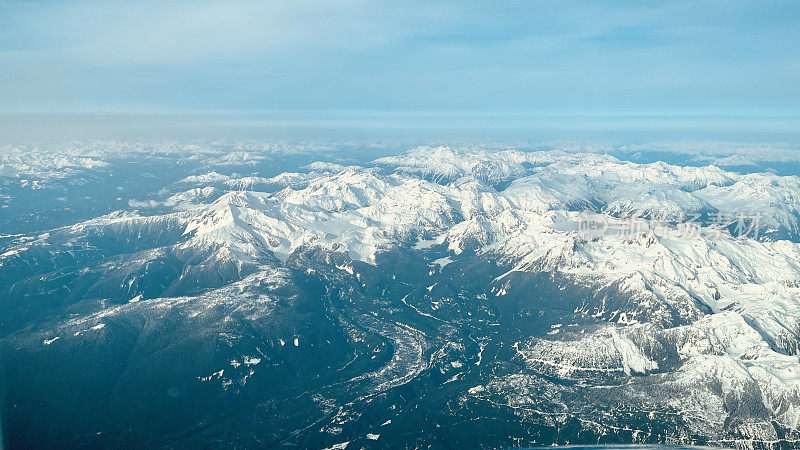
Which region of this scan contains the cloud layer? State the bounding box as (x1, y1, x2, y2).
(1, 0, 798, 115)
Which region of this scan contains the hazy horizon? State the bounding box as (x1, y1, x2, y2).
(2, 111, 800, 145)
(3, 0, 798, 120)
(4, 0, 798, 147)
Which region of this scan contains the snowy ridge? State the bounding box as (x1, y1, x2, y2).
(6, 145, 800, 445)
(176, 148, 800, 438)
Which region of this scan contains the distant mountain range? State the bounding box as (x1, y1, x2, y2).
(2, 143, 800, 448)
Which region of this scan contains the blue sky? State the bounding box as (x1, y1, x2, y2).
(1, 0, 799, 116)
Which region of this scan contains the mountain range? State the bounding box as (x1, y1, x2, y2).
(2, 143, 800, 449)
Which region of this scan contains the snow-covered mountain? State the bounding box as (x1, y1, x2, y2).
(2, 144, 800, 448)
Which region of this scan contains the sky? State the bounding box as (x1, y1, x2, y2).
(0, 0, 799, 142)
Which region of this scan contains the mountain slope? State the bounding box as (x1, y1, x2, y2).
(2, 146, 800, 448)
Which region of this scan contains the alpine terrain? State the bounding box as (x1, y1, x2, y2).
(2, 143, 800, 449)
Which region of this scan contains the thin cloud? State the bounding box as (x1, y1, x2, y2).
(0, 0, 798, 114)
